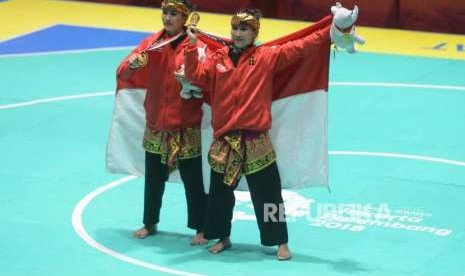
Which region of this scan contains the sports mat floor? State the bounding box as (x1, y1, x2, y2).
(1, 1, 465, 276)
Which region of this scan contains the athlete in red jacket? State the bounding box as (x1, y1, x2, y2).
(185, 9, 331, 260)
(117, 0, 207, 245)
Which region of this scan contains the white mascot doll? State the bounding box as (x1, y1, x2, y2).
(330, 2, 365, 53)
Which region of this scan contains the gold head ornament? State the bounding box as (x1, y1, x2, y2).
(231, 12, 260, 32)
(161, 0, 192, 16)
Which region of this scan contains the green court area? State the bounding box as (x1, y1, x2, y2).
(1, 47, 464, 276)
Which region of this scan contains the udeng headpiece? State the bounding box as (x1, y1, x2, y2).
(161, 0, 192, 16)
(231, 11, 260, 32)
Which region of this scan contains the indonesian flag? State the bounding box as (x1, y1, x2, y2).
(106, 16, 332, 190)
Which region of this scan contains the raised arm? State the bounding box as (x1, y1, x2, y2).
(267, 24, 331, 71)
(184, 26, 215, 89)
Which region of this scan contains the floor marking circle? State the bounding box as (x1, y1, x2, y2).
(71, 151, 465, 275)
(71, 175, 207, 276)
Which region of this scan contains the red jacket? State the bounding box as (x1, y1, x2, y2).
(184, 25, 330, 138)
(117, 31, 205, 131)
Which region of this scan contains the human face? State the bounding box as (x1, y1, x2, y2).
(231, 23, 256, 49)
(162, 8, 187, 35)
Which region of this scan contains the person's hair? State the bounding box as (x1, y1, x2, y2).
(181, 0, 195, 12)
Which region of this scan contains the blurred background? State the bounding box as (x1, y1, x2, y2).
(75, 0, 465, 34)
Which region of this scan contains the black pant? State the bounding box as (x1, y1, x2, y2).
(143, 151, 207, 231)
(204, 162, 288, 246)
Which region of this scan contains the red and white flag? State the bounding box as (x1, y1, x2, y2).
(106, 16, 332, 189)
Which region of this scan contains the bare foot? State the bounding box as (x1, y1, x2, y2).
(133, 225, 156, 239)
(191, 232, 208, 246)
(208, 238, 232, 254)
(277, 243, 292, 261)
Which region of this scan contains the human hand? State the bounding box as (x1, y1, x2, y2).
(187, 25, 198, 46)
(128, 52, 148, 70)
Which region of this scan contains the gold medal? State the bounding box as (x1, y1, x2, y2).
(189, 12, 200, 26)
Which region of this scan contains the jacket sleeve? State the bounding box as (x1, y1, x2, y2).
(266, 25, 330, 71)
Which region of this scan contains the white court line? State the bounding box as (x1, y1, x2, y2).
(0, 92, 113, 110)
(0, 23, 148, 58)
(71, 175, 208, 276)
(1, 82, 465, 111)
(330, 82, 465, 91)
(329, 151, 465, 167)
(0, 46, 135, 58)
(72, 151, 465, 275)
